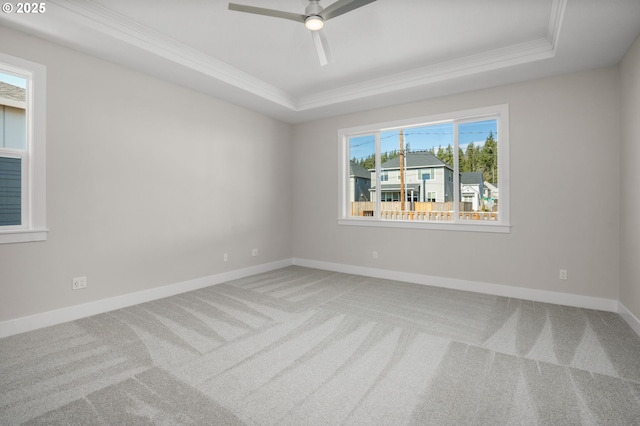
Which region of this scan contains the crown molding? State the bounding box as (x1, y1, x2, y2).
(49, 0, 297, 110)
(297, 38, 556, 110)
(548, 0, 568, 51)
(298, 0, 567, 110)
(17, 0, 567, 114)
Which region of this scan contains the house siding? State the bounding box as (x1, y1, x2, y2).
(0, 156, 20, 226)
(0, 105, 26, 149)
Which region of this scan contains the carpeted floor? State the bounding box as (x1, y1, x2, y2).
(1, 266, 640, 425)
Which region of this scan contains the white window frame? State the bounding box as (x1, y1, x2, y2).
(0, 53, 47, 244)
(338, 104, 510, 233)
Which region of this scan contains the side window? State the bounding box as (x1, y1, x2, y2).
(0, 53, 46, 244)
(0, 74, 27, 227)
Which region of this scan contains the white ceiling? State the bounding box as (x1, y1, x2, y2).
(1, 0, 639, 123)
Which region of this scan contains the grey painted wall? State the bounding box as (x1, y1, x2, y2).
(292, 67, 621, 301)
(0, 26, 293, 322)
(0, 24, 636, 327)
(620, 34, 640, 321)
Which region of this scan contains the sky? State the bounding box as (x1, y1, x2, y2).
(0, 72, 27, 88)
(349, 119, 497, 162)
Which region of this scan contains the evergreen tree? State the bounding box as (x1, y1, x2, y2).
(356, 149, 401, 171)
(439, 145, 454, 167)
(459, 147, 466, 171)
(480, 132, 498, 183)
(464, 142, 478, 172)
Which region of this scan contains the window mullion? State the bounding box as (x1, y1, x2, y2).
(453, 121, 460, 223)
(375, 131, 381, 219)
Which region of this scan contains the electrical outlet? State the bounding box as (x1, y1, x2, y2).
(72, 276, 87, 290)
(223, 253, 228, 262)
(559, 269, 568, 280)
(372, 251, 378, 259)
(252, 248, 258, 257)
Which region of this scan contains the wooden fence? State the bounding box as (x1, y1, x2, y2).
(351, 201, 497, 221)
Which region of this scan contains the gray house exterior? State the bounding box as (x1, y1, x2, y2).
(369, 152, 454, 203)
(349, 161, 371, 202)
(460, 172, 485, 211)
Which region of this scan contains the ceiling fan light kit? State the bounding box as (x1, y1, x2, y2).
(228, 0, 377, 65)
(305, 16, 324, 31)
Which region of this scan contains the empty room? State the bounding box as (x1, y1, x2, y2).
(1, 0, 640, 424)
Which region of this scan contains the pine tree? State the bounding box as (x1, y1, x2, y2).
(465, 142, 479, 172)
(480, 132, 498, 183)
(440, 145, 454, 167)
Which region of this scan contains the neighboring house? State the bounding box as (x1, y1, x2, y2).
(369, 152, 454, 203)
(349, 161, 371, 202)
(460, 172, 485, 211)
(0, 82, 26, 226)
(484, 181, 499, 200)
(0, 81, 26, 149)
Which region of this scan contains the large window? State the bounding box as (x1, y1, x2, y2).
(0, 53, 46, 243)
(339, 105, 509, 232)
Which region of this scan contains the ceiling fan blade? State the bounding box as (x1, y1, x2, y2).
(320, 0, 377, 21)
(228, 3, 305, 23)
(311, 30, 333, 66)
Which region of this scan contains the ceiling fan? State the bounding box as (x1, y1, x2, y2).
(228, 0, 377, 66)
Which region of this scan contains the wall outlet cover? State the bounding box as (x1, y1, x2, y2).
(72, 276, 87, 290)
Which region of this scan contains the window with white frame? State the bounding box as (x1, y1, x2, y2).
(418, 168, 434, 180)
(340, 105, 509, 232)
(0, 53, 46, 244)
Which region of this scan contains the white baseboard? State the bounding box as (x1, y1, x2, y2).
(292, 258, 620, 313)
(618, 302, 640, 337)
(3, 258, 636, 340)
(0, 259, 293, 339)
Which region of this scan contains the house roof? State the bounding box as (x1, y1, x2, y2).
(0, 82, 26, 104)
(380, 152, 449, 170)
(484, 181, 499, 191)
(349, 161, 370, 179)
(461, 172, 484, 185)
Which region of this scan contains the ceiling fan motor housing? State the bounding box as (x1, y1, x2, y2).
(306, 0, 323, 17)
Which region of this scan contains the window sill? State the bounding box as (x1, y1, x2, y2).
(338, 218, 510, 233)
(0, 229, 48, 244)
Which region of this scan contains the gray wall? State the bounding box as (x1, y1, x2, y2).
(292, 67, 621, 300)
(620, 34, 640, 321)
(0, 24, 635, 327)
(0, 26, 293, 322)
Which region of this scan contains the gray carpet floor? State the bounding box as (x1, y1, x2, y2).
(1, 266, 640, 425)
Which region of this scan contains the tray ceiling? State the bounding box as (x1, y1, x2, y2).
(1, 0, 639, 123)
